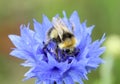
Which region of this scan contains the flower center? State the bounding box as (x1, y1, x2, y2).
(51, 66, 59, 71)
(42, 40, 80, 62)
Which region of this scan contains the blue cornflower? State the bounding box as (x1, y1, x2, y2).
(9, 11, 106, 84)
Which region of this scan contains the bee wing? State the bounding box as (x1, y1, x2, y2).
(52, 17, 70, 40)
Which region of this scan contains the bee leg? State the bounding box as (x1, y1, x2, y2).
(54, 45, 60, 60)
(42, 42, 49, 53)
(61, 49, 67, 59)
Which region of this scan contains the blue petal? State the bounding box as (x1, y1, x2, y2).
(82, 20, 95, 35)
(20, 24, 33, 37)
(63, 76, 74, 84)
(56, 80, 63, 84)
(62, 11, 72, 31)
(87, 57, 103, 70)
(100, 33, 106, 44)
(46, 80, 55, 84)
(47, 53, 58, 64)
(70, 11, 83, 45)
(90, 34, 106, 49)
(21, 61, 35, 67)
(23, 67, 36, 81)
(77, 47, 89, 60)
(20, 25, 35, 43)
(69, 71, 84, 84)
(8, 35, 23, 49)
(42, 14, 52, 33)
(78, 32, 91, 49)
(87, 25, 95, 35)
(47, 53, 70, 74)
(10, 49, 28, 59)
(33, 19, 45, 43)
(35, 79, 42, 84)
(87, 47, 106, 58)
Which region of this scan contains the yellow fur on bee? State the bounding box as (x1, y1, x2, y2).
(58, 37, 76, 49)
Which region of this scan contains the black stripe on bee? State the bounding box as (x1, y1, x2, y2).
(62, 32, 74, 41)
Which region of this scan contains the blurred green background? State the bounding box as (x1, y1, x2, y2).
(0, 0, 120, 84)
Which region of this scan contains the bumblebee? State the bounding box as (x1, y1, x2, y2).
(47, 17, 77, 54)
